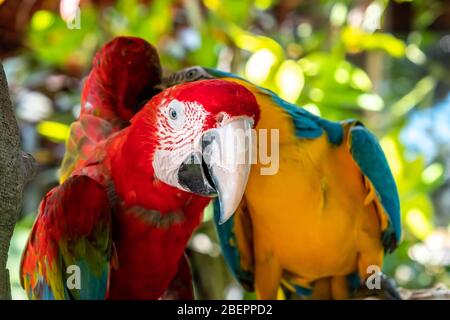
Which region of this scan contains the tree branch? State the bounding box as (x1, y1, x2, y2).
(362, 284, 450, 300)
(0, 61, 35, 299)
(400, 284, 450, 300)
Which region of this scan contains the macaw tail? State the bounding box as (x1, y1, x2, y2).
(60, 37, 162, 182)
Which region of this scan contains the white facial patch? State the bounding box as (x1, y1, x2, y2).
(152, 99, 209, 190)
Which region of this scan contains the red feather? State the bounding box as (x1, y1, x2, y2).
(60, 37, 161, 182)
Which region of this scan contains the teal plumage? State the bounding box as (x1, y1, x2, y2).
(349, 122, 401, 252)
(213, 199, 254, 291)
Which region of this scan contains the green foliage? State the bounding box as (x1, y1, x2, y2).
(27, 8, 100, 70)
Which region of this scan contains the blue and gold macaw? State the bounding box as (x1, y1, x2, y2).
(164, 66, 402, 300)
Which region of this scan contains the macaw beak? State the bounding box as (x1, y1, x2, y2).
(177, 117, 254, 224)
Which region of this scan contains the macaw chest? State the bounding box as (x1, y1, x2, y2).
(243, 140, 374, 278)
(106, 205, 199, 299)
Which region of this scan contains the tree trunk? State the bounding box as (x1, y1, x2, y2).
(0, 61, 34, 299)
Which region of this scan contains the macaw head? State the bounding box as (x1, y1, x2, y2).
(164, 66, 215, 86)
(124, 79, 260, 223)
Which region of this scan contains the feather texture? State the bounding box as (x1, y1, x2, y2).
(21, 175, 112, 300)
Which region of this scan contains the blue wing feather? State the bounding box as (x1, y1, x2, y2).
(212, 199, 254, 291)
(348, 123, 401, 251)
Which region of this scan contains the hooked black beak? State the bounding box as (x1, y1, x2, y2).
(177, 118, 253, 224)
(178, 152, 217, 197)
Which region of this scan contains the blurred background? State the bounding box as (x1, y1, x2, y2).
(1, 0, 450, 299)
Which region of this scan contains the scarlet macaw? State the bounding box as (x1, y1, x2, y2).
(20, 38, 260, 299)
(164, 66, 402, 299)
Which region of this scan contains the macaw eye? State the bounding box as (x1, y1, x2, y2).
(186, 69, 197, 80)
(166, 100, 185, 130)
(169, 108, 178, 120)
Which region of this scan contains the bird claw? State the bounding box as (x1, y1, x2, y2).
(379, 273, 402, 300)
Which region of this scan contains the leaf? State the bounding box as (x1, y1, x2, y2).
(342, 26, 406, 57)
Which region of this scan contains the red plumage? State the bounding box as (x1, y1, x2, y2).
(21, 37, 260, 300)
(81, 36, 162, 121)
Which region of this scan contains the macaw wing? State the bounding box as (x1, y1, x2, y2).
(20, 175, 113, 300)
(346, 121, 401, 252)
(213, 198, 255, 291)
(59, 114, 125, 183)
(60, 37, 162, 183)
